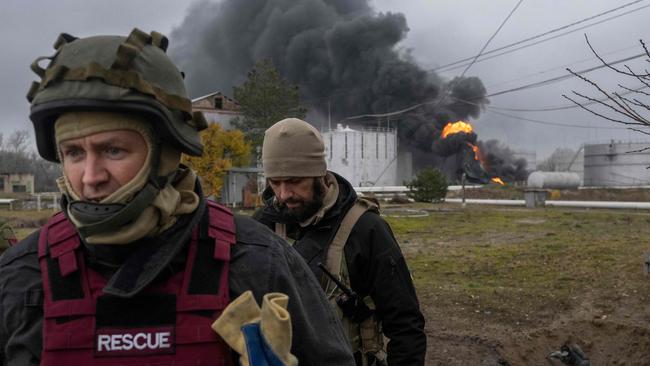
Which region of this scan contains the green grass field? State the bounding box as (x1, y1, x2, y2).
(385, 204, 650, 327)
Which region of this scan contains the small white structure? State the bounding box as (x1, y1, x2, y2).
(322, 124, 404, 186)
(527, 171, 581, 189)
(220, 167, 264, 208)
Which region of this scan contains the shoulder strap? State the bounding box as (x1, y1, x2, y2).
(324, 197, 378, 275)
(206, 200, 236, 261)
(275, 223, 287, 240)
(39, 213, 86, 303)
(185, 200, 235, 301)
(39, 212, 81, 277)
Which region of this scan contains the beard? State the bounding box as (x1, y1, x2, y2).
(277, 179, 326, 223)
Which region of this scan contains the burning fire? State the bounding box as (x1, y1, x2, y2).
(467, 143, 479, 161)
(441, 121, 474, 139)
(440, 120, 507, 186)
(491, 177, 505, 185)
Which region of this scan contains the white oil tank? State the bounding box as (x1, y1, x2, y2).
(527, 171, 581, 189)
(322, 124, 398, 186)
(583, 140, 650, 187)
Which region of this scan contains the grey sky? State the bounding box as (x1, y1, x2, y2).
(2, 0, 649, 160)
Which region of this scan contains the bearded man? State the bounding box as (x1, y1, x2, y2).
(254, 118, 426, 365)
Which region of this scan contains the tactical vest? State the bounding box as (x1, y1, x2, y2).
(37, 200, 235, 366)
(277, 197, 386, 365)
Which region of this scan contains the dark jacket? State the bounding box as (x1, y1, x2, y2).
(0, 182, 355, 366)
(254, 171, 426, 366)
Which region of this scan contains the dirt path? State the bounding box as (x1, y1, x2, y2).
(424, 293, 650, 365)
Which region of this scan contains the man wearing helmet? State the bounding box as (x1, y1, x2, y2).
(0, 29, 355, 365)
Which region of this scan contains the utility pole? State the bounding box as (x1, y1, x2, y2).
(328, 99, 331, 131)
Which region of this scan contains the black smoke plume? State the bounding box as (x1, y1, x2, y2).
(169, 0, 524, 182)
(478, 139, 529, 182)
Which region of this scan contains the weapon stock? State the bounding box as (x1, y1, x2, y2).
(318, 263, 373, 323)
(318, 263, 356, 298)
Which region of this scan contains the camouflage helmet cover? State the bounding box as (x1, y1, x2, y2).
(27, 28, 207, 162)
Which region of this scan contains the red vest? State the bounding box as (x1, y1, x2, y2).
(37, 201, 235, 365)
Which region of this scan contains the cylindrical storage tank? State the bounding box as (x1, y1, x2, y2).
(583, 141, 650, 187)
(322, 124, 398, 186)
(527, 171, 581, 189)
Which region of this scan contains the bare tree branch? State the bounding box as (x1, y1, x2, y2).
(613, 92, 649, 122)
(619, 84, 650, 96)
(564, 93, 646, 126)
(626, 98, 650, 114)
(623, 65, 650, 88)
(6, 130, 30, 155)
(567, 36, 650, 168)
(570, 87, 641, 123)
(641, 39, 650, 58)
(586, 34, 649, 77)
(611, 91, 645, 121)
(567, 68, 649, 124)
(628, 127, 650, 135)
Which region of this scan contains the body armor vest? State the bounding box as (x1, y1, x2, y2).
(38, 201, 235, 365)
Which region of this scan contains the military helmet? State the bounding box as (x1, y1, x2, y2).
(27, 28, 207, 162)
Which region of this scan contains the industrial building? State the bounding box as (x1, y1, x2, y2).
(0, 173, 34, 194)
(583, 140, 650, 187)
(192, 91, 242, 129)
(322, 124, 412, 186)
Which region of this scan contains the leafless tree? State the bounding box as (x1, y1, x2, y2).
(538, 147, 579, 172)
(564, 35, 650, 152)
(6, 129, 30, 155)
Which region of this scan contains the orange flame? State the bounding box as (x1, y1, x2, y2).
(441, 121, 474, 139)
(491, 177, 505, 185)
(467, 143, 479, 161)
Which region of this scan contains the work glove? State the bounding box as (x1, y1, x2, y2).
(212, 290, 298, 366)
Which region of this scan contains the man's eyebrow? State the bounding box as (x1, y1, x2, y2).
(61, 137, 127, 148)
(59, 141, 80, 149)
(95, 137, 126, 147)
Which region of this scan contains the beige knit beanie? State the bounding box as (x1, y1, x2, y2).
(262, 118, 327, 178)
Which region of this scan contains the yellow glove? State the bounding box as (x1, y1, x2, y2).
(212, 291, 298, 366)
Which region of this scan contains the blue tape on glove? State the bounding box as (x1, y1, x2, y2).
(241, 323, 285, 366)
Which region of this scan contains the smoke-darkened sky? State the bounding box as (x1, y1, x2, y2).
(2, 0, 649, 161)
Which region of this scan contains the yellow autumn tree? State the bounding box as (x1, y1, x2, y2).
(183, 123, 251, 198)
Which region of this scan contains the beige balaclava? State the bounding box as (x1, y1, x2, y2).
(55, 111, 199, 244)
(262, 118, 327, 178)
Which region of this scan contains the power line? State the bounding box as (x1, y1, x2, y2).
(305, 42, 643, 112)
(488, 85, 648, 112)
(460, 0, 525, 77)
(486, 108, 642, 129)
(486, 43, 641, 89)
(485, 51, 646, 98)
(431, 0, 648, 73)
(436, 4, 650, 74)
(339, 52, 647, 124)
